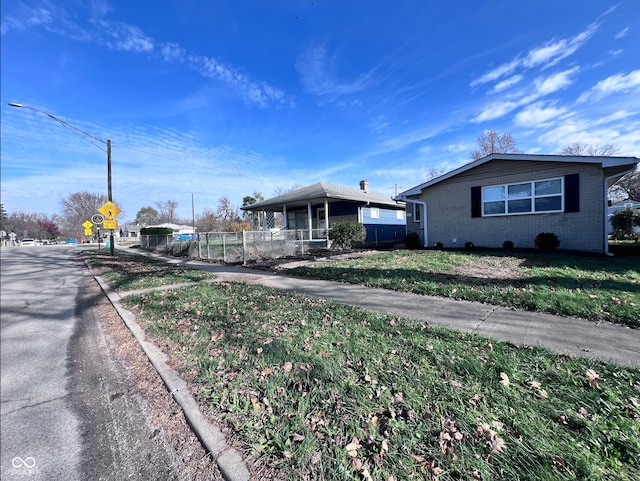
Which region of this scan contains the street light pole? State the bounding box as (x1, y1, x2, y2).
(107, 139, 114, 256)
(8, 102, 115, 256)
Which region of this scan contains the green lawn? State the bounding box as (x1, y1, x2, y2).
(81, 250, 216, 290)
(287, 250, 640, 327)
(125, 282, 639, 481)
(82, 250, 640, 480)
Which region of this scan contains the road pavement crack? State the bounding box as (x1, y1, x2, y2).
(2, 395, 67, 416)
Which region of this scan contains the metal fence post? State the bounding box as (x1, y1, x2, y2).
(242, 230, 247, 265)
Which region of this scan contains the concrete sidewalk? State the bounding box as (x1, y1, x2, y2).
(134, 249, 640, 368)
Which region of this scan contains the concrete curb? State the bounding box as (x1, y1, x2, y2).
(94, 276, 251, 481)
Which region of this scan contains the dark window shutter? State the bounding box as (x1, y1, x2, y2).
(471, 186, 482, 217)
(564, 174, 579, 213)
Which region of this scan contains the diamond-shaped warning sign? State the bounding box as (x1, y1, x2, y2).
(98, 201, 121, 220)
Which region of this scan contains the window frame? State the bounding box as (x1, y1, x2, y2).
(413, 203, 421, 222)
(481, 177, 564, 217)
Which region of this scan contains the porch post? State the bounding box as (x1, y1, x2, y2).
(307, 202, 313, 240)
(324, 199, 329, 247)
(283, 205, 288, 229)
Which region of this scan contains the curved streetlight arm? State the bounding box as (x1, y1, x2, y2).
(8, 102, 108, 152)
(8, 102, 115, 255)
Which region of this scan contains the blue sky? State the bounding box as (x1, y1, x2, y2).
(1, 1, 639, 221)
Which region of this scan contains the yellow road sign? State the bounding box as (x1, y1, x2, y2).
(98, 201, 121, 220)
(84, 228, 93, 236)
(103, 219, 118, 229)
(82, 220, 93, 229)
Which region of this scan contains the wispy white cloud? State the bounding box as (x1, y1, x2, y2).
(514, 102, 568, 128)
(472, 68, 578, 123)
(375, 123, 448, 154)
(446, 141, 473, 153)
(161, 42, 186, 62)
(615, 27, 629, 39)
(470, 23, 597, 88)
(492, 75, 522, 93)
(524, 23, 597, 69)
(593, 110, 634, 125)
(96, 20, 154, 52)
(538, 115, 640, 156)
(578, 70, 640, 103)
(470, 59, 520, 88)
(0, 4, 53, 34)
(296, 43, 372, 101)
(534, 67, 579, 95)
(187, 55, 288, 108)
(368, 115, 391, 134)
(471, 99, 521, 123)
(2, 1, 290, 109)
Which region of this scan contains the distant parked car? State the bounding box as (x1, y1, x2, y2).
(20, 238, 36, 246)
(65, 239, 78, 244)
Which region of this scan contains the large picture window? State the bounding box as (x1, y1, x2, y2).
(482, 178, 563, 216)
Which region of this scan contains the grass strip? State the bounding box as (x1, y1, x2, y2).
(123, 281, 640, 481)
(80, 250, 216, 291)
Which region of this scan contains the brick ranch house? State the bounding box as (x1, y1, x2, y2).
(396, 153, 639, 254)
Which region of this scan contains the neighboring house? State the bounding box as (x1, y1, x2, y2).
(241, 181, 406, 246)
(608, 199, 640, 234)
(397, 154, 639, 254)
(150, 223, 197, 236)
(124, 223, 196, 237)
(123, 224, 142, 238)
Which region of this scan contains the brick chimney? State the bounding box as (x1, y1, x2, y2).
(359, 180, 369, 192)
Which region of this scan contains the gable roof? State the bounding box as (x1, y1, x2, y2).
(242, 182, 403, 211)
(397, 153, 639, 198)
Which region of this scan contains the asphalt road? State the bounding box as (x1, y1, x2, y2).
(0, 246, 177, 480)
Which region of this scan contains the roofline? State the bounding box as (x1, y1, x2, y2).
(397, 153, 639, 198)
(241, 181, 404, 210)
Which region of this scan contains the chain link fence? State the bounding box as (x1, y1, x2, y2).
(140, 226, 403, 264)
(140, 229, 330, 264)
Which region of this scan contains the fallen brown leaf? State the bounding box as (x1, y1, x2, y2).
(488, 436, 506, 453)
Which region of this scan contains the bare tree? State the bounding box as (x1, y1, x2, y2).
(470, 130, 520, 160)
(61, 191, 109, 239)
(7, 212, 47, 239)
(155, 200, 179, 224)
(425, 167, 446, 181)
(273, 183, 304, 196)
(195, 207, 220, 233)
(560, 143, 620, 156)
(216, 196, 239, 231)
